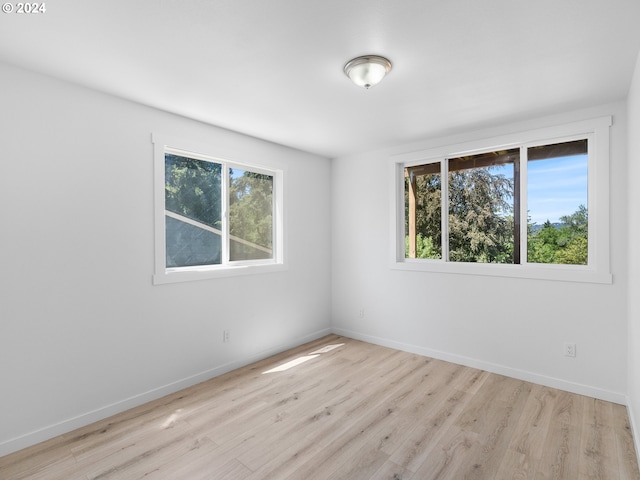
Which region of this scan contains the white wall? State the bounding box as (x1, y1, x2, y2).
(331, 103, 629, 403)
(0, 63, 332, 455)
(627, 50, 640, 457)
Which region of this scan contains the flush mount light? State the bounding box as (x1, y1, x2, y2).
(343, 55, 392, 89)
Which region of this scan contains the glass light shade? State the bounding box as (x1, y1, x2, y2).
(344, 55, 392, 89)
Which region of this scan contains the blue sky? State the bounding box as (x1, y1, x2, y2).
(490, 154, 587, 225)
(527, 154, 588, 225)
(230, 168, 246, 179)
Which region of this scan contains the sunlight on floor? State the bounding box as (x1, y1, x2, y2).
(161, 408, 183, 428)
(262, 355, 320, 374)
(309, 343, 345, 355)
(262, 343, 345, 374)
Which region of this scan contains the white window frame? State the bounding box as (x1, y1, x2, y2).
(152, 133, 285, 285)
(390, 116, 612, 284)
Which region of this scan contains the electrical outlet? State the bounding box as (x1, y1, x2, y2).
(358, 308, 365, 318)
(564, 342, 576, 357)
(223, 330, 230, 343)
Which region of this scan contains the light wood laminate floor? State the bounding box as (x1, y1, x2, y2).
(1, 334, 639, 479)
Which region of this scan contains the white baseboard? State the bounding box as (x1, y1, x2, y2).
(331, 327, 627, 405)
(0, 328, 332, 458)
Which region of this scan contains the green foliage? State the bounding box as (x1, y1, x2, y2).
(229, 170, 273, 251)
(407, 162, 588, 265)
(408, 167, 514, 263)
(448, 167, 514, 263)
(527, 205, 588, 265)
(560, 205, 588, 238)
(555, 237, 588, 265)
(405, 233, 441, 259)
(164, 155, 223, 267)
(165, 154, 222, 229)
(527, 220, 559, 263)
(409, 173, 442, 258)
(416, 168, 513, 263)
(164, 156, 274, 264)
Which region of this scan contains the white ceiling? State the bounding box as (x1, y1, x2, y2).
(1, 0, 640, 158)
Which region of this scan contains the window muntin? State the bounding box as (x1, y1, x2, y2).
(392, 116, 611, 283)
(153, 134, 284, 284)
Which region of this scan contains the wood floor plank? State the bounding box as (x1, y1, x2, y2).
(443, 377, 532, 479)
(0, 442, 78, 480)
(578, 397, 619, 479)
(534, 391, 584, 479)
(579, 422, 619, 480)
(409, 425, 479, 479)
(494, 448, 538, 480)
(134, 436, 219, 480)
(493, 384, 560, 479)
(235, 344, 407, 470)
(8, 454, 87, 480)
(507, 384, 559, 461)
(189, 339, 406, 478)
(1, 334, 638, 480)
(388, 388, 471, 473)
(83, 421, 202, 479)
(242, 357, 436, 480)
(612, 403, 640, 480)
(369, 460, 414, 480)
(281, 353, 440, 479)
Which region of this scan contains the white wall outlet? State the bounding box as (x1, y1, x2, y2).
(358, 308, 365, 318)
(223, 330, 230, 343)
(564, 342, 576, 357)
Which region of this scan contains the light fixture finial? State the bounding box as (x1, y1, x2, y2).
(343, 55, 392, 89)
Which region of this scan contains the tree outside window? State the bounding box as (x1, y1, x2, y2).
(165, 153, 275, 269)
(405, 140, 588, 266)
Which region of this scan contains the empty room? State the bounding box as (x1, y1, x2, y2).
(2, 0, 640, 478)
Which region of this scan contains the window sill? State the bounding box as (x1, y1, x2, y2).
(153, 262, 287, 285)
(391, 259, 612, 284)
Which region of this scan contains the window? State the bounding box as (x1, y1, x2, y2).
(527, 140, 588, 266)
(153, 135, 284, 284)
(392, 117, 611, 283)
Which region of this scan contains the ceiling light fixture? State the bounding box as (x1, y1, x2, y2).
(343, 55, 392, 89)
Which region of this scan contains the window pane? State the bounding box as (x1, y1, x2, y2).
(229, 168, 274, 261)
(165, 216, 221, 267)
(448, 149, 518, 263)
(165, 154, 222, 268)
(527, 140, 588, 265)
(404, 163, 442, 259)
